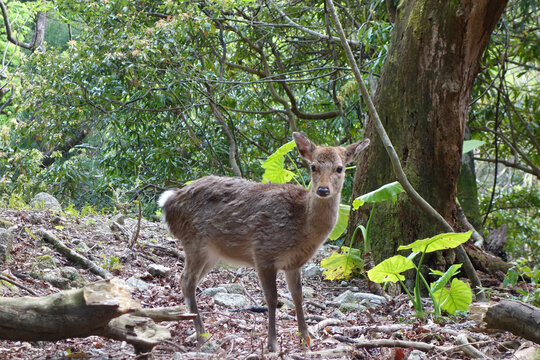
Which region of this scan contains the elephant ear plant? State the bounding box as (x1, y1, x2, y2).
(368, 231, 474, 318)
(321, 181, 405, 280)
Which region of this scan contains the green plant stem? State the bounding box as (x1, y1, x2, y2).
(414, 251, 427, 315)
(398, 279, 419, 313)
(364, 204, 376, 253)
(286, 153, 306, 188)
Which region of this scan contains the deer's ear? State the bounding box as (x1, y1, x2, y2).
(293, 132, 317, 162)
(344, 138, 370, 164)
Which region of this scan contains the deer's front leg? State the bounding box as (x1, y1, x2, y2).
(285, 268, 309, 347)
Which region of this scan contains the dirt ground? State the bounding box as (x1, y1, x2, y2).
(0, 208, 535, 359)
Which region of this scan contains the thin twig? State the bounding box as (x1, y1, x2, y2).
(0, 274, 38, 296)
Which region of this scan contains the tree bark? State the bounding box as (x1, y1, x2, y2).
(348, 0, 508, 266)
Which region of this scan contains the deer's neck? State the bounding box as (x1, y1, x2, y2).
(305, 193, 341, 241)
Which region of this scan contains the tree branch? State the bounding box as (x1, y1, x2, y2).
(0, 0, 47, 51)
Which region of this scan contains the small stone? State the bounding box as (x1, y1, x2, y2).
(30, 192, 62, 212)
(331, 309, 346, 319)
(339, 303, 367, 313)
(0, 228, 14, 263)
(147, 264, 171, 277)
(340, 280, 348, 287)
(201, 287, 227, 297)
(303, 286, 315, 298)
(304, 264, 323, 278)
(33, 254, 58, 270)
(0, 219, 13, 229)
(407, 350, 429, 360)
(126, 277, 150, 291)
(213, 293, 249, 308)
(218, 283, 245, 294)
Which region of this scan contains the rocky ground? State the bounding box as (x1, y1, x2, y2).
(0, 198, 537, 359)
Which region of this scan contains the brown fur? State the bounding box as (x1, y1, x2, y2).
(159, 132, 369, 351)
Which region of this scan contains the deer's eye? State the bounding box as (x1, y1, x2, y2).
(336, 166, 344, 173)
(310, 164, 317, 172)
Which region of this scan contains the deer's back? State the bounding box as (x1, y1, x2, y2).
(163, 176, 312, 266)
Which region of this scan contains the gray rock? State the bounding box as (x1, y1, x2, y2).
(303, 286, 315, 298)
(32, 254, 58, 270)
(30, 192, 62, 212)
(218, 283, 245, 294)
(201, 287, 227, 297)
(213, 293, 250, 308)
(71, 239, 90, 253)
(304, 264, 323, 278)
(334, 290, 386, 306)
(41, 272, 70, 289)
(0, 218, 13, 229)
(60, 266, 86, 287)
(339, 303, 367, 312)
(0, 228, 14, 263)
(407, 350, 429, 360)
(147, 264, 171, 277)
(331, 309, 346, 319)
(126, 277, 150, 291)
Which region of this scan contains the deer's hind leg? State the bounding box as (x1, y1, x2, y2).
(180, 240, 217, 343)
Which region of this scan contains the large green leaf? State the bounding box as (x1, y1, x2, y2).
(261, 140, 297, 184)
(432, 278, 473, 315)
(352, 181, 405, 210)
(367, 255, 415, 283)
(320, 246, 362, 280)
(328, 204, 351, 240)
(430, 264, 462, 294)
(397, 231, 472, 254)
(462, 140, 485, 154)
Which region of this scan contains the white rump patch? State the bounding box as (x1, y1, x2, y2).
(158, 189, 176, 208)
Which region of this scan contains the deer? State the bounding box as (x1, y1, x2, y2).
(158, 132, 370, 352)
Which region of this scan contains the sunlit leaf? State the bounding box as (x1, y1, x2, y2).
(462, 140, 485, 154)
(398, 231, 472, 253)
(353, 181, 405, 209)
(432, 278, 473, 315)
(261, 140, 297, 184)
(328, 204, 350, 240)
(367, 255, 415, 283)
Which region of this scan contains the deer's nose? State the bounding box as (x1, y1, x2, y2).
(317, 186, 330, 197)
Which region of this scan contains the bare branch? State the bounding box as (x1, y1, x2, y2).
(0, 0, 47, 51)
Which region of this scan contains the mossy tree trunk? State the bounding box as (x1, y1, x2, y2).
(348, 0, 507, 266)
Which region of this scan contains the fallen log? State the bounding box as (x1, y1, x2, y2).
(470, 300, 540, 344)
(0, 277, 196, 357)
(36, 228, 112, 279)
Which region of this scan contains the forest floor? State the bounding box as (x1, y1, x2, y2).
(0, 207, 536, 359)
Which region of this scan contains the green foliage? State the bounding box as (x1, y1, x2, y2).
(397, 231, 472, 254)
(101, 255, 122, 272)
(368, 232, 474, 317)
(367, 255, 415, 283)
(462, 140, 485, 154)
(328, 204, 351, 241)
(503, 261, 540, 306)
(431, 278, 473, 315)
(320, 246, 363, 280)
(261, 140, 298, 184)
(322, 181, 406, 280)
(352, 181, 405, 210)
